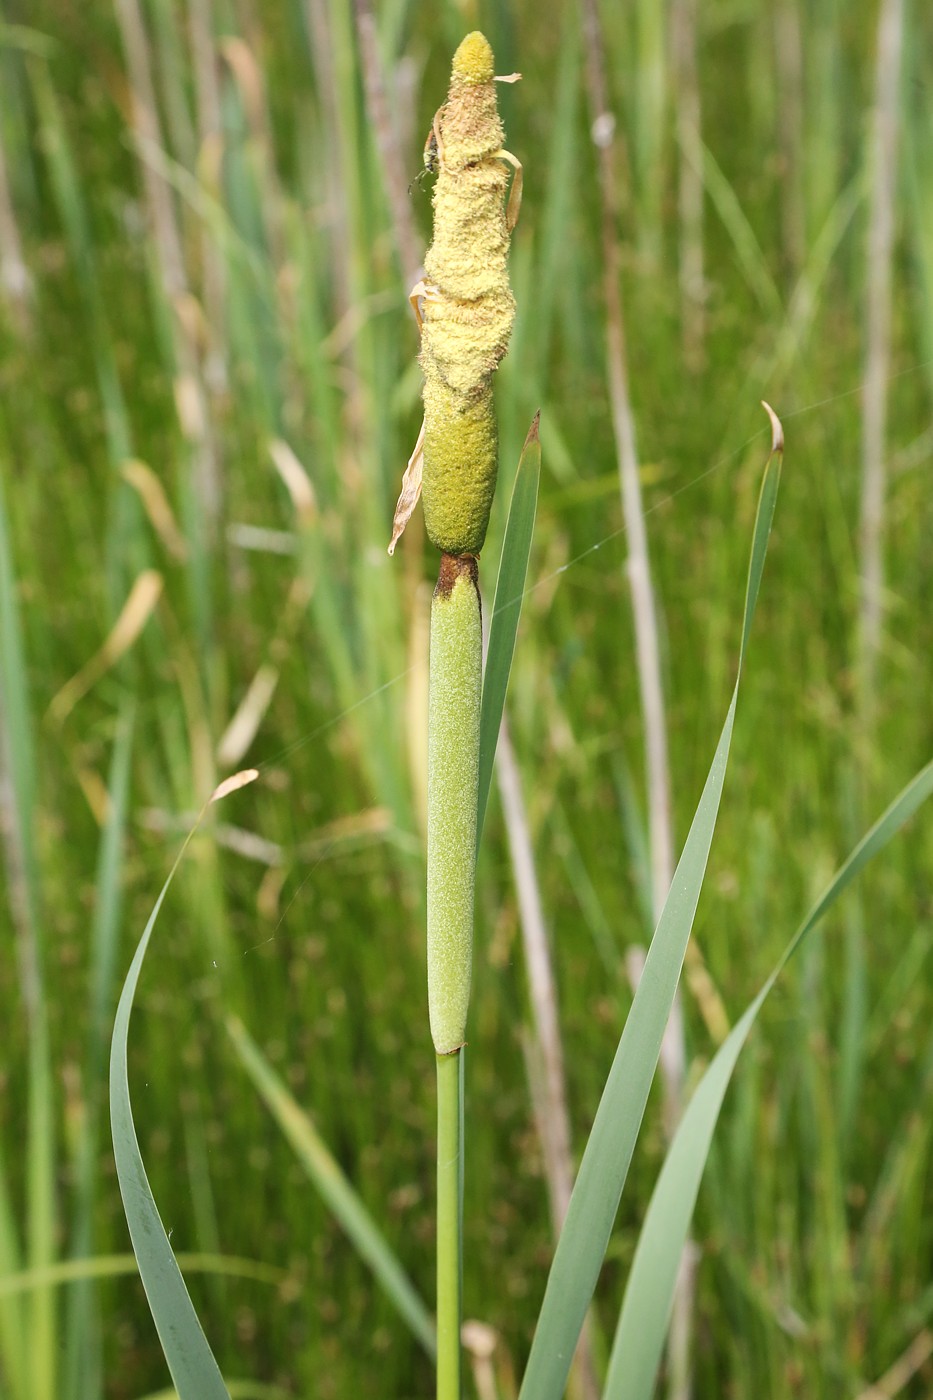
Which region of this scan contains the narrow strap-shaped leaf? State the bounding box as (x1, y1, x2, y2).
(138, 1381, 292, 1400)
(66, 705, 135, 1399)
(604, 755, 933, 1400)
(225, 1015, 437, 1359)
(477, 412, 541, 840)
(0, 1252, 284, 1298)
(518, 410, 782, 1400)
(0, 454, 56, 1400)
(109, 777, 259, 1400)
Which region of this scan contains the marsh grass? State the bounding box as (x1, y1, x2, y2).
(1, 3, 933, 1398)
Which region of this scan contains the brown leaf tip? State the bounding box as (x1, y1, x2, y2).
(523, 410, 541, 450)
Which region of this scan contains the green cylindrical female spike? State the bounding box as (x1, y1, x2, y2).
(426, 553, 482, 1055)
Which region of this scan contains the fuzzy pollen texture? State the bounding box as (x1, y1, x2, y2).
(420, 32, 515, 556)
(451, 31, 494, 84)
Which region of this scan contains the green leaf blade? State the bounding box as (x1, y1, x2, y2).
(518, 419, 782, 1400)
(604, 756, 933, 1400)
(226, 1015, 437, 1359)
(109, 843, 231, 1400)
(477, 413, 541, 840)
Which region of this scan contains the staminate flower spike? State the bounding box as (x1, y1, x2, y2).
(388, 31, 521, 557)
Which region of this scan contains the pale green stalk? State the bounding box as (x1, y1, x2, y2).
(858, 0, 905, 714)
(435, 1051, 464, 1400)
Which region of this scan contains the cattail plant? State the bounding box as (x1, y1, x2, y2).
(389, 31, 522, 1398)
(100, 25, 933, 1400)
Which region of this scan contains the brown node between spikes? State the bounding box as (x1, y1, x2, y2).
(435, 551, 480, 600)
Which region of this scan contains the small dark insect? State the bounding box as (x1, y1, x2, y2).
(408, 113, 443, 194)
(422, 120, 440, 175)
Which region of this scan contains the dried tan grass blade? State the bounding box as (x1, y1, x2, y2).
(211, 768, 260, 804)
(48, 571, 163, 724)
(122, 459, 188, 560)
(387, 419, 425, 555)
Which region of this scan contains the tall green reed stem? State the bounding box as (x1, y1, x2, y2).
(388, 31, 518, 1395)
(435, 1049, 464, 1400)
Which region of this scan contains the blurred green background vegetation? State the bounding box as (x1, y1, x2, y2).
(1, 0, 932, 1396)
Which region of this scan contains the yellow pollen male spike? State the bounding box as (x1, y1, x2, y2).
(388, 31, 520, 558)
(451, 31, 495, 84)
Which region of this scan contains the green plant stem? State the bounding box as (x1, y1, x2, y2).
(436, 1049, 463, 1400)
